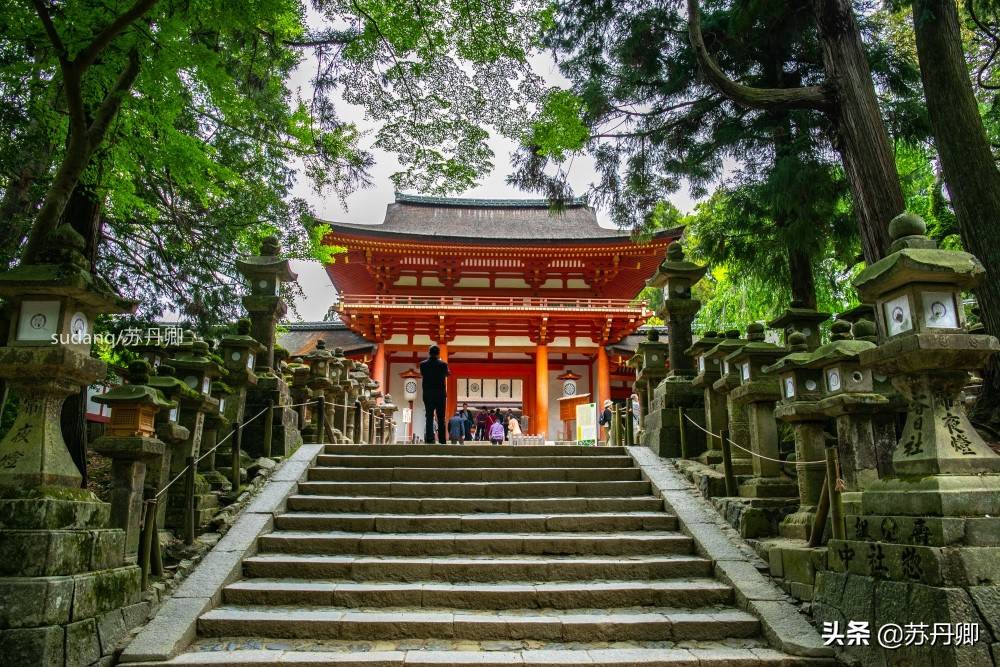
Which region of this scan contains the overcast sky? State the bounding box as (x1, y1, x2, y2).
(285, 48, 698, 322)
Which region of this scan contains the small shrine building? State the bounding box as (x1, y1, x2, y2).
(286, 194, 680, 441)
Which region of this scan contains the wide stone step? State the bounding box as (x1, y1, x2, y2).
(242, 554, 714, 582)
(197, 606, 760, 641)
(138, 646, 831, 667)
(322, 444, 628, 457)
(274, 511, 678, 533)
(222, 578, 733, 609)
(257, 531, 693, 556)
(317, 454, 637, 469)
(308, 466, 643, 482)
(295, 480, 653, 498)
(284, 495, 665, 514)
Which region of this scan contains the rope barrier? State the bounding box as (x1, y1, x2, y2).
(682, 413, 828, 467)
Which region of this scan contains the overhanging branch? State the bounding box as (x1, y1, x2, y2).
(687, 0, 832, 112)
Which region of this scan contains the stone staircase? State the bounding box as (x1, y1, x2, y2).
(143, 444, 832, 666)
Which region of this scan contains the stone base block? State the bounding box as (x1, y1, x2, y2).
(0, 625, 65, 667)
(200, 469, 232, 493)
(673, 459, 744, 498)
(0, 528, 125, 576)
(767, 541, 828, 602)
(827, 539, 1000, 588)
(738, 476, 799, 499)
(0, 493, 110, 531)
(779, 507, 819, 541)
(814, 571, 996, 667)
(860, 474, 1000, 518)
(711, 496, 799, 539)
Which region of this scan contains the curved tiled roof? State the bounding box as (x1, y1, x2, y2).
(322, 194, 645, 243)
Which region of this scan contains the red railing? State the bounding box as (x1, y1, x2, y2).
(336, 294, 651, 313)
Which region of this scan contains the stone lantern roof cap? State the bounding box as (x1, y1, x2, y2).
(854, 213, 985, 300)
(763, 332, 816, 374)
(836, 303, 876, 324)
(800, 338, 876, 369)
(170, 340, 223, 377)
(147, 365, 202, 400)
(235, 254, 298, 283)
(704, 332, 746, 360)
(0, 225, 136, 313)
(766, 305, 831, 330)
(95, 361, 174, 409)
(221, 319, 264, 352)
(645, 241, 708, 288)
(684, 331, 723, 357)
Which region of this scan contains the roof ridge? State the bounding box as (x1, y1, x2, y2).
(394, 192, 588, 208)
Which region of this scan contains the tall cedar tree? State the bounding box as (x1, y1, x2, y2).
(907, 0, 1000, 431)
(512, 0, 919, 308)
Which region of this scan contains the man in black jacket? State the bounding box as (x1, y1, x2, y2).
(420, 344, 450, 444)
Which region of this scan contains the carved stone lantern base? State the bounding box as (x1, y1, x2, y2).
(643, 376, 706, 458)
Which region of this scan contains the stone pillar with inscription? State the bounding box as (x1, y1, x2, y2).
(0, 226, 143, 665)
(814, 214, 1000, 667)
(643, 241, 708, 458)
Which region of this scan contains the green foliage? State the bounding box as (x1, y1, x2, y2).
(1, 0, 545, 326)
(528, 90, 590, 161)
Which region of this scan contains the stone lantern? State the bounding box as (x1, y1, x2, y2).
(0, 226, 135, 488)
(303, 341, 334, 442)
(686, 330, 726, 464)
(236, 236, 297, 373)
(725, 323, 797, 499)
(814, 214, 1000, 666)
(92, 361, 171, 560)
(381, 394, 399, 444)
(764, 332, 828, 540)
(631, 328, 670, 447)
(218, 319, 263, 422)
(144, 364, 195, 524)
(767, 301, 830, 351)
(199, 377, 235, 492)
(706, 330, 752, 472)
(238, 236, 302, 458)
(164, 337, 222, 529)
(0, 226, 143, 665)
(131, 339, 168, 369)
(643, 241, 708, 457)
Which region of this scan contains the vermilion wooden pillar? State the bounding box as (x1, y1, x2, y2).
(596, 345, 611, 409)
(371, 344, 386, 393)
(534, 344, 549, 439)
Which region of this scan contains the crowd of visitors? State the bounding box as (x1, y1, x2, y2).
(448, 404, 522, 444)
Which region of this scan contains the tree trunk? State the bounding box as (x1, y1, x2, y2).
(911, 0, 1000, 431)
(813, 0, 902, 263)
(788, 248, 818, 309)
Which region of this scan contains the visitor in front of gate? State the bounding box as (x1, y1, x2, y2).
(475, 408, 489, 440)
(599, 399, 613, 445)
(420, 344, 449, 444)
(459, 403, 474, 440)
(447, 411, 466, 444)
(502, 409, 513, 438)
(630, 393, 641, 442)
(489, 418, 506, 445)
(508, 412, 522, 441)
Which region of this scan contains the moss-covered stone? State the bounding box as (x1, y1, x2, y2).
(0, 625, 64, 667)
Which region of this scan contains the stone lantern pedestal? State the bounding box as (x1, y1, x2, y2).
(814, 214, 1000, 667)
(0, 227, 142, 665)
(381, 395, 399, 443)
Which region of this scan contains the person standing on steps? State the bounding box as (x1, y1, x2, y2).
(419, 344, 449, 444)
(599, 399, 614, 446)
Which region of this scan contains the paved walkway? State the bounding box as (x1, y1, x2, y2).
(123, 444, 835, 666)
